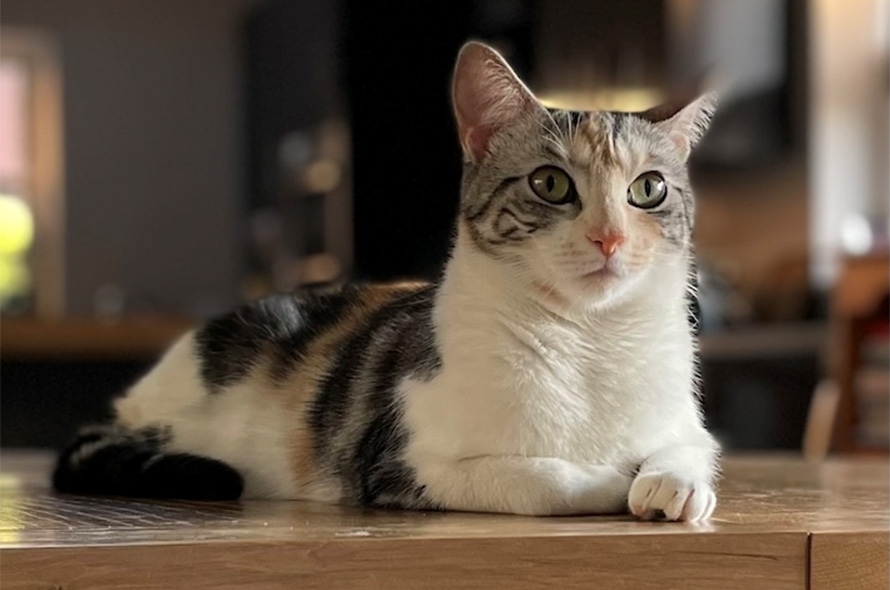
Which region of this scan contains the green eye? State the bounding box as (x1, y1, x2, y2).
(627, 172, 667, 209)
(529, 166, 576, 204)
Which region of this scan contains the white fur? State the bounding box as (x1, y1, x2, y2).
(113, 41, 719, 519)
(401, 231, 718, 519)
(116, 334, 308, 500)
(116, 224, 718, 519)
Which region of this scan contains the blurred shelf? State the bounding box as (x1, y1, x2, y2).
(0, 316, 194, 361)
(3, 318, 830, 362)
(699, 322, 827, 361)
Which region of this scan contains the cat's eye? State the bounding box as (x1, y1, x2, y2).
(529, 166, 576, 204)
(627, 172, 667, 209)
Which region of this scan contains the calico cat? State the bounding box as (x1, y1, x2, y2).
(54, 42, 719, 521)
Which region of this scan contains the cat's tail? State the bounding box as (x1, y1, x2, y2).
(52, 425, 244, 500)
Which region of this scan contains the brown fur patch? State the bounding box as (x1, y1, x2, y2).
(283, 284, 425, 489)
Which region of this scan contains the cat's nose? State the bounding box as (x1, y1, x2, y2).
(586, 231, 625, 257)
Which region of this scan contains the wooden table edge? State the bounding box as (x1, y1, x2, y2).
(2, 531, 809, 590)
(810, 530, 889, 590)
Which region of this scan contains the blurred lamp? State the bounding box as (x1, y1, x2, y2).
(538, 87, 664, 112)
(840, 213, 874, 256)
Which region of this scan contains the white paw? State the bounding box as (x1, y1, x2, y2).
(520, 459, 633, 516)
(548, 464, 634, 516)
(627, 471, 716, 522)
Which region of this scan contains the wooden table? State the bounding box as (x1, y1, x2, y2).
(1, 453, 886, 590)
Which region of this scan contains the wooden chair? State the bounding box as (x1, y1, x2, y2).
(804, 252, 890, 459)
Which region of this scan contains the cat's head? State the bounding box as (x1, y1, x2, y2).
(452, 41, 715, 308)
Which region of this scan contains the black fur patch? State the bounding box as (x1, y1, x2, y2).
(53, 426, 243, 501)
(311, 285, 440, 508)
(196, 288, 361, 391)
(353, 343, 414, 505)
(311, 287, 434, 449)
(195, 301, 291, 391)
(137, 453, 244, 500)
(267, 287, 361, 381)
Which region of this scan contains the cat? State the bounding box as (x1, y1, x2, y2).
(54, 41, 719, 521)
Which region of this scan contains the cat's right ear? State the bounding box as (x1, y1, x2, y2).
(452, 41, 539, 162)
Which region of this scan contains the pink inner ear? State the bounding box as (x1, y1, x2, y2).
(463, 125, 495, 160)
(452, 43, 537, 161)
(456, 84, 531, 160)
(671, 134, 691, 160)
(453, 63, 503, 159)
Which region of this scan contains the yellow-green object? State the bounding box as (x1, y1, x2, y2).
(0, 194, 35, 255)
(0, 194, 35, 308)
(0, 256, 31, 299)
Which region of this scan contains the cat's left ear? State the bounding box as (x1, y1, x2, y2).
(638, 93, 718, 161)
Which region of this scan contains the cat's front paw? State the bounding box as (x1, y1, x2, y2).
(547, 463, 633, 515)
(627, 471, 716, 522)
(572, 465, 634, 515)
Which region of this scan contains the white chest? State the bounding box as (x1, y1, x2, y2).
(402, 308, 698, 468)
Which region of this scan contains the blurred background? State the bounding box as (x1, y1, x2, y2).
(1, 0, 888, 458)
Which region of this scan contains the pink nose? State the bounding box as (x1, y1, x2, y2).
(587, 231, 625, 257)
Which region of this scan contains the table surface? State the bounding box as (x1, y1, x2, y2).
(1, 452, 887, 590)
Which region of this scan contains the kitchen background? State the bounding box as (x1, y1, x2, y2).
(1, 0, 887, 457)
